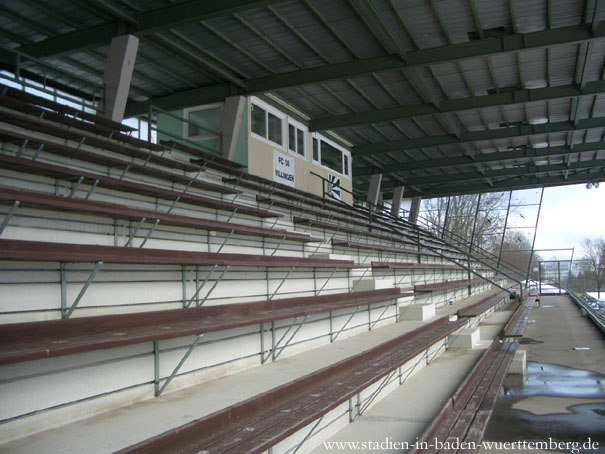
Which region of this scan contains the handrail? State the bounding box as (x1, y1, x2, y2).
(149, 104, 223, 155)
(351, 201, 525, 297)
(357, 200, 530, 284)
(309, 171, 354, 202)
(0, 47, 101, 104)
(564, 285, 605, 333)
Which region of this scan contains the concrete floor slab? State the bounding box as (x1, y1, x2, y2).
(481, 295, 605, 453)
(310, 294, 517, 454)
(309, 349, 485, 454)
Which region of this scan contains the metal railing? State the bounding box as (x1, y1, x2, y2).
(564, 285, 605, 333)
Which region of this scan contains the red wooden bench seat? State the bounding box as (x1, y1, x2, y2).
(118, 316, 466, 454)
(0, 187, 320, 243)
(410, 340, 518, 454)
(372, 261, 463, 270)
(502, 296, 536, 337)
(0, 109, 197, 171)
(332, 239, 441, 259)
(457, 290, 511, 318)
(0, 154, 279, 219)
(0, 239, 355, 268)
(161, 140, 246, 170)
(0, 288, 403, 365)
(1, 84, 135, 133)
(415, 278, 486, 293)
(0, 128, 238, 195)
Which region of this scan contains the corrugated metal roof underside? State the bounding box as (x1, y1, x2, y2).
(0, 0, 603, 198)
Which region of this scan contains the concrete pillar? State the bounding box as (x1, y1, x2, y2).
(408, 196, 421, 224)
(103, 34, 139, 123)
(220, 96, 246, 161)
(367, 173, 382, 209)
(391, 186, 405, 218)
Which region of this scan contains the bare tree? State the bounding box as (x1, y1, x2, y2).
(419, 192, 514, 253)
(580, 238, 605, 298)
(495, 232, 540, 281)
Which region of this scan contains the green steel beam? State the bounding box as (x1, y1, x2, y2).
(125, 23, 605, 116)
(311, 80, 605, 131)
(249, 24, 605, 92)
(4, 0, 288, 59)
(354, 140, 605, 176)
(372, 170, 605, 199)
(124, 83, 235, 117)
(353, 116, 605, 157)
(358, 159, 605, 190)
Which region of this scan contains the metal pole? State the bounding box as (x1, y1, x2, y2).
(467, 194, 482, 296)
(558, 260, 562, 294)
(525, 188, 545, 288)
(469, 193, 482, 254)
(539, 261, 543, 295)
(568, 247, 575, 287)
(442, 196, 451, 239)
(497, 191, 513, 269)
(147, 105, 152, 144)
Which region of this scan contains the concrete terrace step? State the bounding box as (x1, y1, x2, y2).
(0, 288, 507, 451)
(311, 296, 519, 454)
(117, 317, 466, 454)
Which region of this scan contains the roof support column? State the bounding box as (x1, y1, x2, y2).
(103, 34, 139, 123)
(221, 96, 246, 161)
(366, 173, 382, 210)
(408, 196, 421, 224)
(391, 186, 405, 219)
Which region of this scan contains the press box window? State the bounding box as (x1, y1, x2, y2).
(312, 135, 351, 177)
(288, 124, 305, 157)
(251, 102, 283, 146)
(251, 104, 266, 137)
(320, 141, 344, 173)
(185, 106, 221, 139)
(268, 112, 282, 145)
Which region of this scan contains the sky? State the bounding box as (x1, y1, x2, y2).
(518, 184, 605, 261)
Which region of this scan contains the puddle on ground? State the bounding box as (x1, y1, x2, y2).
(540, 305, 557, 308)
(484, 362, 605, 450)
(519, 337, 544, 345)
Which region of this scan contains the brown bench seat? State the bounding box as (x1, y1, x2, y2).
(0, 110, 198, 172)
(296, 217, 449, 254)
(0, 94, 164, 152)
(332, 239, 441, 259)
(0, 187, 320, 243)
(0, 128, 238, 195)
(0, 154, 279, 218)
(0, 239, 355, 268)
(414, 278, 486, 293)
(298, 218, 466, 260)
(372, 261, 463, 270)
(410, 340, 518, 454)
(502, 295, 536, 337)
(117, 316, 466, 454)
(161, 140, 247, 170)
(0, 288, 402, 365)
(457, 290, 511, 318)
(1, 84, 136, 133)
(258, 196, 401, 234)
